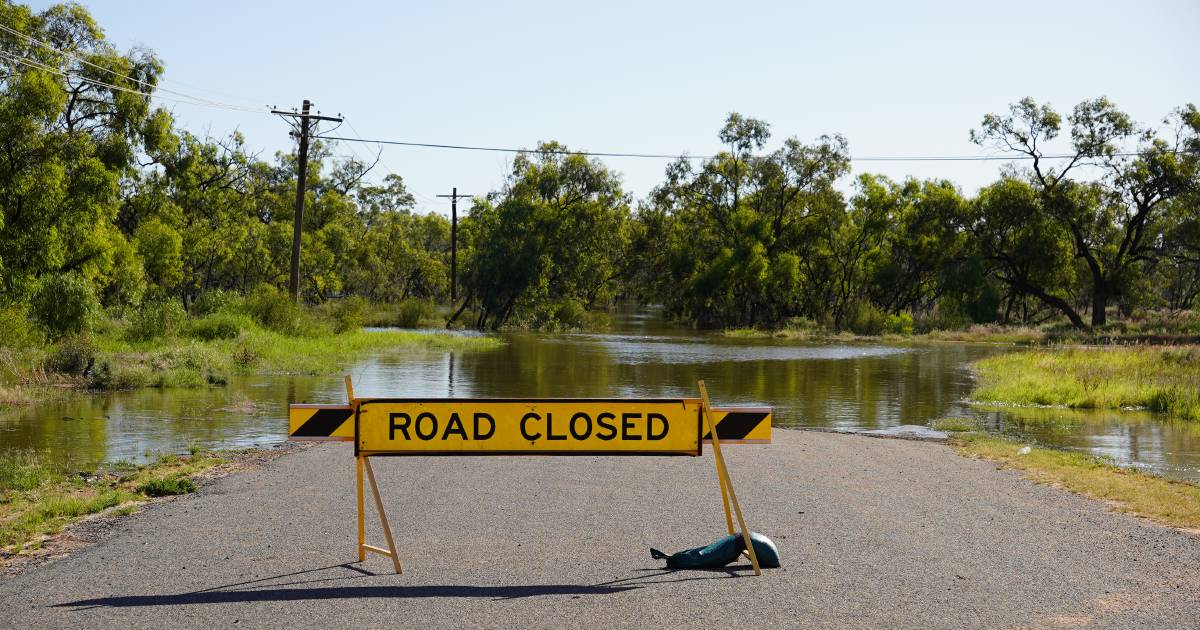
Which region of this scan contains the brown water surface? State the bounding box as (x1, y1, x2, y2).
(2, 309, 1197, 481)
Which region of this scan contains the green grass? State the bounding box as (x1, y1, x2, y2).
(1, 449, 227, 555)
(931, 417, 981, 432)
(722, 323, 1046, 344)
(233, 327, 499, 375)
(953, 433, 1200, 530)
(922, 325, 1045, 344)
(136, 476, 197, 497)
(971, 346, 1200, 421)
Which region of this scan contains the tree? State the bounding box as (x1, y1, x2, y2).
(968, 178, 1084, 328)
(0, 1, 172, 301)
(454, 142, 632, 330)
(971, 97, 1200, 326)
(646, 113, 849, 327)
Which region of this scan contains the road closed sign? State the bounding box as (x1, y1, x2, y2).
(288, 378, 773, 575)
(355, 398, 704, 455)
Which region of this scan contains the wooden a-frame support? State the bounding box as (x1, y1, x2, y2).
(698, 379, 762, 576)
(346, 375, 762, 576)
(349, 375, 403, 574)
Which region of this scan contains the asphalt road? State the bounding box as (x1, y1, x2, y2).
(2, 430, 1198, 629)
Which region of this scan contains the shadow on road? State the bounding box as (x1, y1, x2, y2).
(52, 561, 770, 609)
(55, 584, 640, 608)
(53, 562, 641, 609)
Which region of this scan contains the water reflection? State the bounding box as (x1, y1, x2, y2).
(1, 309, 1198, 482)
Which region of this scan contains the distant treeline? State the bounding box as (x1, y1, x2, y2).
(1, 2, 1198, 333)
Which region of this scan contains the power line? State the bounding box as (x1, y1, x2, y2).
(0, 22, 272, 114)
(342, 120, 442, 209)
(0, 50, 271, 114)
(314, 134, 1192, 163)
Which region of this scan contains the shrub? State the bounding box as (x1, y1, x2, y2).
(396, 298, 435, 328)
(137, 476, 196, 497)
(128, 300, 187, 341)
(0, 305, 38, 348)
(331, 296, 369, 334)
(45, 335, 97, 376)
(846, 300, 886, 336)
(190, 290, 233, 317)
(88, 360, 149, 390)
(885, 311, 915, 336)
(30, 274, 99, 340)
(231, 334, 259, 368)
(550, 299, 586, 330)
(244, 284, 300, 334)
(186, 312, 252, 341)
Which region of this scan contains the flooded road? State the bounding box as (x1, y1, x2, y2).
(2, 311, 1198, 481)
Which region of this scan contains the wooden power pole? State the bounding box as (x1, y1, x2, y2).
(272, 100, 342, 300)
(436, 188, 471, 303)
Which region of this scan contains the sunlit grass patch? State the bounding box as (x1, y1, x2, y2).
(236, 327, 501, 375)
(923, 325, 1045, 344)
(931, 417, 980, 432)
(136, 476, 196, 497)
(0, 449, 228, 555)
(952, 433, 1200, 530)
(971, 346, 1200, 421)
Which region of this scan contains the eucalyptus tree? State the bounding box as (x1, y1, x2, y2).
(971, 98, 1199, 326)
(0, 1, 173, 301)
(647, 113, 850, 327)
(454, 142, 632, 330)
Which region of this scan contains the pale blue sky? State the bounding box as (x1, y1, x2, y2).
(26, 0, 1200, 213)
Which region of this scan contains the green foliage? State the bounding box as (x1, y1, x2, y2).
(134, 218, 184, 294)
(457, 142, 632, 330)
(395, 298, 435, 328)
(0, 305, 38, 348)
(45, 334, 97, 375)
(87, 359, 149, 390)
(0, 1, 1195, 338)
(243, 284, 300, 334)
(185, 312, 251, 341)
(330, 296, 369, 334)
(136, 476, 196, 497)
(847, 301, 887, 336)
(127, 300, 187, 341)
(190, 290, 234, 316)
(884, 311, 915, 336)
(30, 274, 99, 339)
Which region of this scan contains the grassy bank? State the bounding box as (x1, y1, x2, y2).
(0, 297, 501, 403)
(723, 311, 1200, 346)
(93, 326, 500, 384)
(0, 448, 235, 557)
(971, 346, 1200, 421)
(724, 324, 1046, 345)
(951, 433, 1200, 531)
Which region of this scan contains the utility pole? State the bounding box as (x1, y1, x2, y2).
(436, 188, 471, 303)
(272, 100, 342, 300)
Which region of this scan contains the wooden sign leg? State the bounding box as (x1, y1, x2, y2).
(716, 461, 735, 535)
(698, 380, 762, 576)
(363, 456, 403, 574)
(356, 455, 366, 562)
(347, 375, 367, 563)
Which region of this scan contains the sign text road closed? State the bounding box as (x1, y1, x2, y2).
(356, 398, 703, 455)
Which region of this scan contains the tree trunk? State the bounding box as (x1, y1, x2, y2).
(1003, 276, 1088, 329)
(1091, 286, 1108, 327)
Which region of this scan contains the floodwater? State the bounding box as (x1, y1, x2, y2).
(2, 309, 1199, 482)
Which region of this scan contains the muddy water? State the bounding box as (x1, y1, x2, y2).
(2, 311, 1198, 481)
